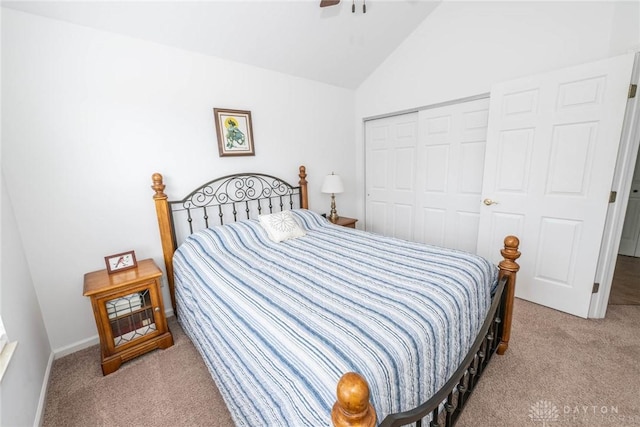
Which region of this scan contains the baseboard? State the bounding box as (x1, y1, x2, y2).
(33, 351, 54, 427)
(53, 334, 100, 359)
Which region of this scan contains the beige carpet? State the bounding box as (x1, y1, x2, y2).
(43, 300, 640, 426)
(42, 318, 234, 427)
(457, 300, 640, 426)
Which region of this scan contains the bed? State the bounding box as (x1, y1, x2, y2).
(150, 166, 520, 427)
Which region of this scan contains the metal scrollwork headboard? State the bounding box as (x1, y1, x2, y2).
(180, 173, 300, 227)
(151, 165, 308, 313)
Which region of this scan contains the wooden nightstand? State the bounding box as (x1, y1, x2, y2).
(331, 216, 358, 229)
(83, 259, 173, 375)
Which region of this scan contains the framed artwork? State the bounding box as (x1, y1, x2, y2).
(104, 250, 138, 274)
(213, 108, 255, 157)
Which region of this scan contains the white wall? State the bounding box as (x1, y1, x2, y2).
(1, 8, 356, 353)
(1, 176, 52, 427)
(354, 1, 640, 219)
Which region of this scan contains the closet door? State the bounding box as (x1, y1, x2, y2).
(364, 100, 489, 248)
(477, 53, 635, 318)
(365, 113, 418, 240)
(414, 98, 489, 251)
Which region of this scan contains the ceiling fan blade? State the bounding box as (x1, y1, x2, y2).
(320, 0, 340, 7)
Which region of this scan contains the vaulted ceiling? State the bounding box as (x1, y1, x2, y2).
(3, 0, 441, 89)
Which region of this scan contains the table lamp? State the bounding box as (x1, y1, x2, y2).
(321, 172, 344, 223)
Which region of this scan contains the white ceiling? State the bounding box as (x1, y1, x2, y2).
(2, 0, 441, 88)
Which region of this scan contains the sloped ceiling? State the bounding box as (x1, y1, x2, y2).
(2, 0, 441, 89)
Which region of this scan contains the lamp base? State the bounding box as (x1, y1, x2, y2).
(328, 194, 339, 223)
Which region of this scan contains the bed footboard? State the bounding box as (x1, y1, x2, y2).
(332, 235, 521, 427)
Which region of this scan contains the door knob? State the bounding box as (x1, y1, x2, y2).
(483, 199, 499, 206)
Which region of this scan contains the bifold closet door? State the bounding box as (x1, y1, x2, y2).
(364, 98, 490, 249)
(414, 98, 490, 251)
(365, 113, 418, 240)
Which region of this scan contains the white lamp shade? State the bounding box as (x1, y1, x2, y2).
(321, 174, 344, 194)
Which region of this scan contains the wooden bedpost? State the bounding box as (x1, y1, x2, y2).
(151, 173, 178, 315)
(497, 235, 521, 355)
(299, 165, 308, 209)
(332, 372, 377, 427)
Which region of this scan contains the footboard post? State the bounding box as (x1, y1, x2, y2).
(332, 372, 377, 427)
(151, 173, 178, 315)
(497, 235, 521, 355)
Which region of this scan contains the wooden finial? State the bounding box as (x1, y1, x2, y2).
(331, 372, 376, 427)
(151, 173, 167, 199)
(499, 235, 521, 274)
(299, 165, 307, 183)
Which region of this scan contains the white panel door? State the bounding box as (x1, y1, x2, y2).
(619, 149, 640, 257)
(365, 113, 418, 240)
(415, 98, 489, 252)
(477, 54, 635, 318)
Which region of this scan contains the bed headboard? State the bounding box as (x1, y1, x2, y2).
(151, 165, 308, 313)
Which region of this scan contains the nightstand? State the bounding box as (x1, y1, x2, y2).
(331, 216, 358, 229)
(83, 258, 173, 375)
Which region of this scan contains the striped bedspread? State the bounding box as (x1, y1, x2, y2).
(173, 209, 498, 426)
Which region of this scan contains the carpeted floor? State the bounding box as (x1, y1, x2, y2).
(42, 317, 234, 427)
(456, 300, 640, 426)
(42, 300, 640, 426)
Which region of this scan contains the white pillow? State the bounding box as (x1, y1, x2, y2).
(258, 211, 306, 243)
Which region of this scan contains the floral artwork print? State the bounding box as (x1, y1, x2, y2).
(214, 108, 255, 157)
(224, 117, 246, 149)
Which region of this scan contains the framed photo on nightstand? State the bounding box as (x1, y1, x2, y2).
(104, 250, 137, 274)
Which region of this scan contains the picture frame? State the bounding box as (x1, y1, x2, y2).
(213, 108, 255, 157)
(104, 250, 138, 274)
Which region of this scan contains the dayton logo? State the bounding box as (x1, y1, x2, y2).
(529, 400, 560, 426)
